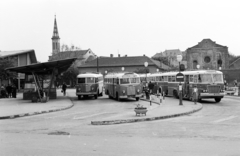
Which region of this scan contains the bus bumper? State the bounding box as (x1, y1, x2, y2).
(200, 93, 224, 98)
(76, 92, 97, 96)
(119, 94, 143, 99)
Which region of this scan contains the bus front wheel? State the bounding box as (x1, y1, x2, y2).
(136, 97, 139, 101)
(215, 98, 221, 103)
(116, 93, 120, 101)
(78, 95, 81, 100)
(94, 94, 98, 99)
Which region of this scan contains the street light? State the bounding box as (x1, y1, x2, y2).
(144, 62, 148, 82)
(156, 69, 159, 72)
(219, 67, 222, 70)
(177, 55, 183, 105)
(122, 67, 125, 71)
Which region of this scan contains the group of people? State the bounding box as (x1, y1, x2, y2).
(0, 84, 17, 98)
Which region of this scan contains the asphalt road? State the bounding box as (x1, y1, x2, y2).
(0, 89, 240, 156)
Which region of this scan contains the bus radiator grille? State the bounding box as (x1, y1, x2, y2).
(207, 85, 220, 93)
(127, 86, 136, 95)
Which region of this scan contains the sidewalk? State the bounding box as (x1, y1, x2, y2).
(0, 90, 73, 119)
(91, 95, 203, 125)
(0, 91, 202, 124)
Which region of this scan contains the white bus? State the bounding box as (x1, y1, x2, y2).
(104, 72, 143, 101)
(76, 73, 103, 100)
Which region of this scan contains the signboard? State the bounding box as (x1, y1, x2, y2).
(176, 72, 184, 82)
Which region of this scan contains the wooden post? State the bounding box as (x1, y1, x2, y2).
(32, 72, 42, 102)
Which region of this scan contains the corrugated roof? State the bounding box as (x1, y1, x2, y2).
(78, 56, 158, 68)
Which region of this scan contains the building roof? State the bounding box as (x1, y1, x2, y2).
(49, 49, 91, 61)
(229, 56, 240, 67)
(0, 49, 37, 63)
(188, 39, 227, 49)
(6, 58, 77, 75)
(78, 56, 165, 69)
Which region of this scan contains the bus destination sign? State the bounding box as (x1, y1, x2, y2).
(176, 72, 184, 82)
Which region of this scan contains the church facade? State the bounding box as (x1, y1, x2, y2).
(186, 39, 229, 70)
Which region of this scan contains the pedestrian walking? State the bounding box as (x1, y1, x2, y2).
(62, 83, 67, 96)
(12, 85, 17, 98)
(224, 80, 228, 90)
(6, 84, 12, 98)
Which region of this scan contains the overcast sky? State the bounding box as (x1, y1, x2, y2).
(1, 0, 240, 62)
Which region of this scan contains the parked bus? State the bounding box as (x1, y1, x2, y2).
(149, 70, 225, 103)
(76, 73, 103, 100)
(104, 72, 143, 101)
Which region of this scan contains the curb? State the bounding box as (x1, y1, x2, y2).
(91, 104, 203, 125)
(0, 99, 74, 120)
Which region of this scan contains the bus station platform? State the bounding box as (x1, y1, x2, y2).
(0, 90, 74, 119)
(0, 90, 202, 124)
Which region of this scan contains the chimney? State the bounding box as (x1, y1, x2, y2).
(125, 55, 127, 57)
(118, 54, 120, 57)
(110, 54, 113, 57)
(143, 54, 145, 56)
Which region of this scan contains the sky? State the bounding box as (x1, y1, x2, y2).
(1, 0, 240, 62)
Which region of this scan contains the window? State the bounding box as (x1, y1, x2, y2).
(164, 76, 168, 82)
(189, 75, 194, 82)
(168, 76, 171, 82)
(172, 76, 176, 82)
(120, 78, 130, 84)
(200, 74, 213, 83)
(213, 74, 223, 83)
(86, 77, 94, 83)
(193, 75, 198, 83)
(130, 78, 140, 83)
(78, 78, 85, 84)
(204, 56, 211, 63)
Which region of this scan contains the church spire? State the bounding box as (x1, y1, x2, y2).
(51, 15, 60, 55)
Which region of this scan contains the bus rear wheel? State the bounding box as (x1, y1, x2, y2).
(136, 97, 139, 101)
(78, 95, 81, 100)
(215, 98, 221, 103)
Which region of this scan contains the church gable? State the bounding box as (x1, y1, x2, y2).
(190, 39, 226, 49)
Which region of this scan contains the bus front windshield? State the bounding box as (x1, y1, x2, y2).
(199, 74, 223, 83)
(120, 78, 140, 84)
(78, 77, 95, 84)
(212, 74, 223, 83)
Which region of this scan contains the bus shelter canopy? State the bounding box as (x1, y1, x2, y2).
(6, 58, 77, 75)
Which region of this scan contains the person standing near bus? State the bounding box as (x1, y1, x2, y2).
(62, 83, 67, 96)
(193, 85, 198, 104)
(148, 81, 154, 94)
(224, 80, 228, 90)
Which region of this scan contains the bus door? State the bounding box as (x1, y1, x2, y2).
(184, 75, 190, 97)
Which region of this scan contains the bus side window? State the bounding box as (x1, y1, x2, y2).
(189, 75, 193, 82)
(172, 76, 176, 82)
(168, 76, 171, 82)
(95, 78, 98, 83)
(193, 75, 198, 83)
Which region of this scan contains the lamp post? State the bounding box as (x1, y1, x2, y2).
(219, 67, 222, 70)
(122, 67, 125, 71)
(177, 55, 183, 105)
(96, 56, 99, 72)
(156, 69, 159, 72)
(144, 62, 148, 82)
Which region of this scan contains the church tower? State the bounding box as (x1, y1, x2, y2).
(51, 15, 60, 55)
